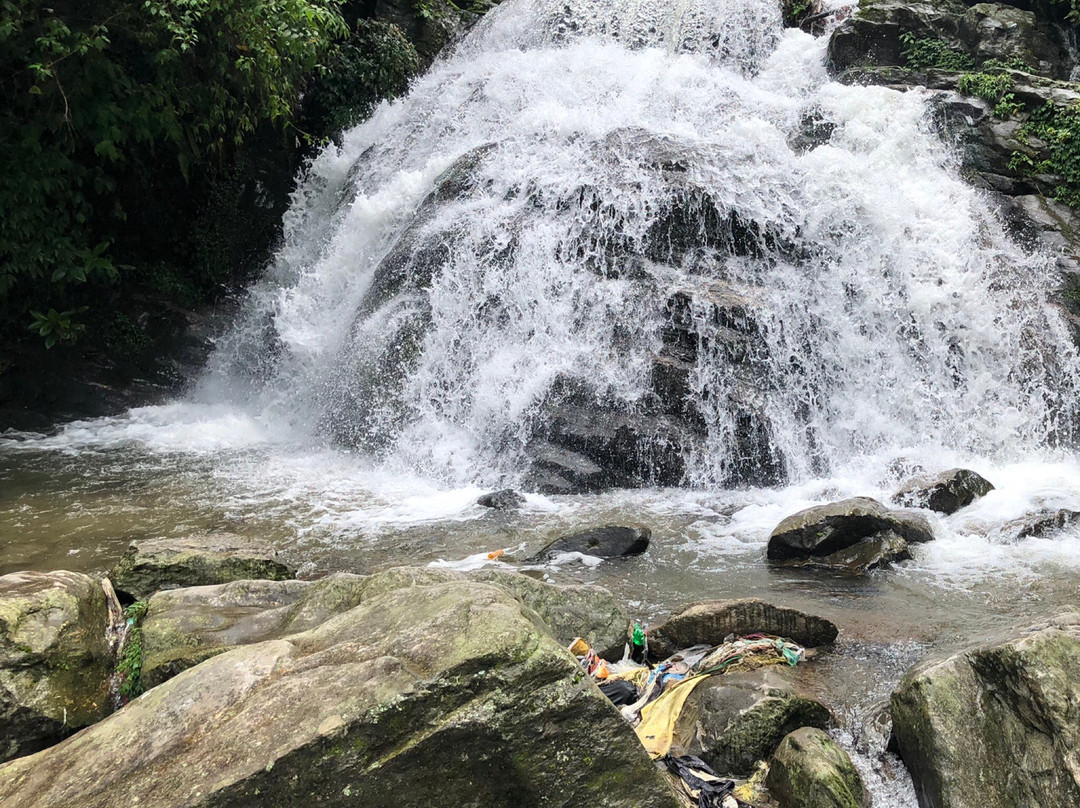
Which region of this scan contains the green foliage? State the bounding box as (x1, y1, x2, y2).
(117, 601, 148, 700)
(899, 32, 974, 71)
(0, 0, 347, 343)
(302, 19, 420, 137)
(1012, 101, 1080, 208)
(28, 308, 87, 348)
(957, 71, 1022, 118)
(981, 56, 1030, 72)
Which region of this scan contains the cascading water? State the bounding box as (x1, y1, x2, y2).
(6, 1, 1080, 805)
(198, 0, 1079, 490)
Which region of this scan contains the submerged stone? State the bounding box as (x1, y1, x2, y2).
(0, 571, 113, 762)
(527, 525, 651, 563)
(0, 579, 681, 808)
(476, 489, 526, 509)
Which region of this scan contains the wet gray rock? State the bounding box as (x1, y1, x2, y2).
(682, 667, 832, 776)
(891, 611, 1080, 808)
(528, 526, 651, 563)
(524, 441, 614, 494)
(477, 489, 526, 509)
(767, 727, 870, 808)
(141, 567, 630, 688)
(1003, 507, 1080, 540)
(0, 571, 113, 762)
(140, 575, 367, 689)
(894, 468, 994, 514)
(0, 578, 681, 808)
(767, 497, 934, 567)
(111, 533, 295, 600)
(800, 530, 913, 573)
(648, 598, 839, 660)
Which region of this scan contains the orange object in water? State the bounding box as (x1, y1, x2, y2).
(487, 549, 505, 560)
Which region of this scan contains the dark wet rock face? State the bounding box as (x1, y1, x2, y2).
(528, 526, 651, 563)
(767, 727, 870, 808)
(767, 497, 934, 571)
(825, 0, 1080, 343)
(0, 571, 113, 762)
(0, 578, 681, 808)
(894, 468, 994, 514)
(891, 611, 1080, 808)
(648, 598, 839, 659)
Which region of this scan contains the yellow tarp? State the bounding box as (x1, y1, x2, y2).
(633, 673, 712, 759)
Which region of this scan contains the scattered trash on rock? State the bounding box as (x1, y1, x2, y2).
(528, 525, 651, 563)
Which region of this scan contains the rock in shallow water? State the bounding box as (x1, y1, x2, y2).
(767, 496, 934, 569)
(894, 468, 994, 515)
(111, 533, 296, 600)
(891, 611, 1080, 808)
(0, 571, 113, 762)
(476, 489, 526, 509)
(527, 525, 651, 563)
(0, 579, 681, 808)
(648, 598, 839, 660)
(766, 727, 869, 808)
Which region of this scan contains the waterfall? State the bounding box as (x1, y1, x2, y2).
(197, 0, 1080, 490)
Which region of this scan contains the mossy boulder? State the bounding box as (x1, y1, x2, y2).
(649, 598, 839, 660)
(0, 579, 680, 808)
(0, 571, 113, 762)
(891, 611, 1080, 808)
(140, 567, 629, 689)
(766, 727, 869, 808)
(111, 533, 296, 600)
(680, 667, 832, 776)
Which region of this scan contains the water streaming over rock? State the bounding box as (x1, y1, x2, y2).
(198, 0, 1079, 494)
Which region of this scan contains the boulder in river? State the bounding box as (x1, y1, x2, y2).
(766, 727, 870, 808)
(527, 525, 651, 563)
(1002, 507, 1080, 541)
(891, 611, 1080, 808)
(648, 598, 839, 660)
(476, 488, 526, 509)
(0, 571, 114, 762)
(111, 533, 296, 600)
(894, 468, 994, 514)
(0, 578, 681, 808)
(766, 497, 934, 568)
(141, 567, 630, 689)
(683, 666, 832, 776)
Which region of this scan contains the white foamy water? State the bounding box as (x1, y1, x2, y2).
(4, 0, 1080, 803)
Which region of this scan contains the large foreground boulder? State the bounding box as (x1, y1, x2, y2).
(0, 571, 113, 762)
(767, 497, 934, 570)
(891, 611, 1080, 808)
(894, 468, 994, 514)
(648, 598, 839, 660)
(111, 533, 296, 600)
(681, 667, 832, 776)
(0, 579, 680, 808)
(141, 567, 629, 689)
(766, 727, 869, 808)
